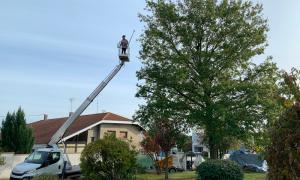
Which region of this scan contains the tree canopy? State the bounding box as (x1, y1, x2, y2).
(136, 0, 280, 159)
(1, 107, 34, 153)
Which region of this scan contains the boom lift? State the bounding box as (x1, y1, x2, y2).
(10, 44, 130, 179)
(48, 61, 125, 146)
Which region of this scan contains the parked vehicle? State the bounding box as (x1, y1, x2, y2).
(10, 147, 80, 179)
(155, 150, 205, 173)
(229, 149, 268, 173)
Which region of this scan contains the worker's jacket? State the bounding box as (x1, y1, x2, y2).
(120, 39, 129, 48)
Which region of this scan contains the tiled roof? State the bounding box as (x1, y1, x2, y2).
(28, 112, 131, 144)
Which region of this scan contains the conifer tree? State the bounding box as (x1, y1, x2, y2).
(1, 108, 34, 153)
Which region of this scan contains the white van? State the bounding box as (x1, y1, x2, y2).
(10, 148, 79, 180)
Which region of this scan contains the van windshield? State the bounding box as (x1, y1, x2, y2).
(25, 151, 48, 164)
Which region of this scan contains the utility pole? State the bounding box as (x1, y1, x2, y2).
(96, 99, 99, 113)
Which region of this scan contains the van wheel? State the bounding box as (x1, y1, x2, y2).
(169, 167, 176, 173)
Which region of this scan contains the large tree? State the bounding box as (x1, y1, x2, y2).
(137, 0, 280, 159)
(1, 108, 34, 153)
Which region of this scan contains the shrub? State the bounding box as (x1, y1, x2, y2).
(196, 159, 243, 180)
(32, 174, 58, 180)
(80, 134, 137, 180)
(267, 104, 300, 179)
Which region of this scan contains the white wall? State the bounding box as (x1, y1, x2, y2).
(192, 130, 209, 153)
(0, 152, 81, 179)
(0, 153, 27, 179)
(67, 153, 81, 166)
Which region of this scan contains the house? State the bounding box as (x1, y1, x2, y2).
(28, 112, 144, 153)
(192, 129, 209, 155)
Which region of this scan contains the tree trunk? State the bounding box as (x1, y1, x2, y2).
(154, 163, 161, 174)
(209, 147, 218, 159)
(209, 138, 219, 159)
(164, 152, 169, 180)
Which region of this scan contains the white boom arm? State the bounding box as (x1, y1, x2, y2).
(48, 61, 125, 145)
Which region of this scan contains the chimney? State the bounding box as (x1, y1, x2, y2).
(43, 114, 48, 121)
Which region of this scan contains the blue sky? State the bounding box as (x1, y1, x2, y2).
(0, 0, 299, 123)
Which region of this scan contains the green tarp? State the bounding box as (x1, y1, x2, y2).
(136, 154, 154, 169)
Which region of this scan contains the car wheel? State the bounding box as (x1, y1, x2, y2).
(169, 167, 176, 173)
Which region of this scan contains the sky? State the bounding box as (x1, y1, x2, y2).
(0, 0, 300, 123)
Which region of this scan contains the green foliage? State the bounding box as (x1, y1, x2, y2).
(1, 107, 34, 153)
(266, 69, 300, 179)
(176, 133, 192, 153)
(279, 68, 300, 105)
(137, 0, 280, 159)
(32, 174, 58, 180)
(267, 104, 300, 179)
(196, 160, 244, 180)
(80, 134, 137, 180)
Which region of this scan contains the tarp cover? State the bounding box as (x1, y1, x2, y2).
(229, 150, 266, 172)
(136, 154, 154, 169)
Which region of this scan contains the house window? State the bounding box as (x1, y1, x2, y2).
(107, 130, 116, 137)
(91, 137, 95, 142)
(120, 131, 128, 138)
(194, 146, 203, 153)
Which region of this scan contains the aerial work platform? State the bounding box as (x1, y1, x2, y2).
(118, 46, 130, 62)
(118, 31, 134, 62)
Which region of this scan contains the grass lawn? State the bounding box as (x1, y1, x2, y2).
(136, 171, 266, 180)
(136, 171, 196, 180)
(244, 172, 266, 180)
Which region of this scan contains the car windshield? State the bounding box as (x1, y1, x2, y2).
(25, 151, 48, 164)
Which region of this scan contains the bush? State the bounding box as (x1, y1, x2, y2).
(80, 134, 137, 180)
(32, 174, 58, 180)
(267, 104, 300, 179)
(196, 159, 244, 180)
